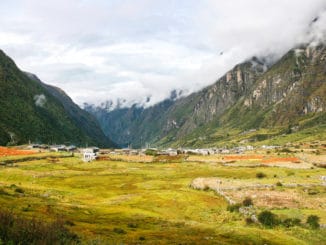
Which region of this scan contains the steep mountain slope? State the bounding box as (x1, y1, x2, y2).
(0, 50, 115, 147)
(166, 44, 326, 147)
(88, 44, 325, 148)
(86, 57, 268, 147)
(25, 73, 116, 147)
(84, 95, 176, 148)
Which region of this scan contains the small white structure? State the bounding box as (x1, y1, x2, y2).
(50, 145, 66, 152)
(321, 176, 326, 186)
(221, 149, 230, 154)
(82, 147, 99, 162)
(83, 152, 97, 162)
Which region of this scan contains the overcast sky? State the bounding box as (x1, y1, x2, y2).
(1, 0, 326, 107)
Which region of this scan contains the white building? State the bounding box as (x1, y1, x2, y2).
(83, 152, 97, 162)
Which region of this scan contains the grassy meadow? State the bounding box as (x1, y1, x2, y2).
(0, 148, 325, 244)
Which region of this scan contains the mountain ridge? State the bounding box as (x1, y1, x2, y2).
(0, 50, 115, 147)
(86, 44, 326, 148)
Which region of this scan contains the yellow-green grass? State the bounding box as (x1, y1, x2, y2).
(0, 155, 325, 244)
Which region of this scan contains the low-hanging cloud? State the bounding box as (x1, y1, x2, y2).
(34, 94, 47, 107)
(1, 0, 326, 108)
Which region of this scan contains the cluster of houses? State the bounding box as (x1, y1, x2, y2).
(178, 146, 255, 155)
(108, 145, 269, 156)
(28, 144, 78, 152)
(28, 143, 284, 162)
(28, 144, 100, 162)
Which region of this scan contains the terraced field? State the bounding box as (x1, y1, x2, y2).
(0, 147, 325, 244)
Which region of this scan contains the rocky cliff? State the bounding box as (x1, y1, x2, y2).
(88, 43, 325, 148)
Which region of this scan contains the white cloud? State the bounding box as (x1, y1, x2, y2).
(34, 94, 47, 107)
(0, 0, 326, 107)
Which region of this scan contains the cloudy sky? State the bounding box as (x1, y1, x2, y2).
(1, 0, 326, 107)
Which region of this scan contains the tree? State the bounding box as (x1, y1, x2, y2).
(258, 211, 279, 227)
(256, 172, 266, 179)
(242, 197, 253, 206)
(306, 215, 320, 229)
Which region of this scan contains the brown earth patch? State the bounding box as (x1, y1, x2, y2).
(225, 189, 326, 209)
(0, 147, 37, 157)
(262, 157, 300, 163)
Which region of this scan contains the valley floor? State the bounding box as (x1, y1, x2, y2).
(0, 146, 325, 244)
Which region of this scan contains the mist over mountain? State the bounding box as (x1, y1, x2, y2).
(86, 14, 326, 148)
(1, 1, 326, 107)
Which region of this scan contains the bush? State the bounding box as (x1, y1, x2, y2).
(127, 223, 138, 228)
(308, 189, 319, 195)
(227, 203, 241, 212)
(242, 197, 253, 207)
(256, 172, 266, 179)
(203, 185, 210, 191)
(282, 218, 301, 228)
(279, 148, 292, 153)
(113, 228, 126, 234)
(306, 215, 320, 229)
(14, 187, 24, 194)
(258, 211, 279, 227)
(0, 209, 79, 244)
(276, 181, 283, 187)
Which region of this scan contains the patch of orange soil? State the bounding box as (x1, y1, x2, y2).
(0, 147, 37, 157)
(262, 157, 300, 163)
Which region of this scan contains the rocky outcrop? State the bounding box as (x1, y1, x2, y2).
(87, 44, 326, 148)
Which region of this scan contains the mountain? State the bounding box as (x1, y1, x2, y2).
(87, 44, 326, 148)
(0, 50, 115, 147)
(84, 90, 185, 147)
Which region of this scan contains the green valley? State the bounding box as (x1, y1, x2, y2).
(0, 146, 325, 244)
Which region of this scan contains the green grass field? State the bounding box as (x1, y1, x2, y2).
(0, 152, 325, 244)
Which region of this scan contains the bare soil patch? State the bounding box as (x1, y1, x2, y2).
(225, 188, 326, 209)
(0, 147, 37, 157)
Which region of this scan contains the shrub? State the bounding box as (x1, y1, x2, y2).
(14, 187, 24, 194)
(242, 197, 253, 207)
(256, 172, 266, 179)
(308, 188, 319, 195)
(279, 148, 292, 153)
(127, 223, 138, 228)
(113, 228, 126, 234)
(276, 181, 283, 187)
(306, 215, 320, 229)
(227, 203, 241, 212)
(282, 218, 301, 228)
(203, 185, 210, 191)
(258, 211, 279, 227)
(0, 209, 79, 244)
(65, 220, 75, 226)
